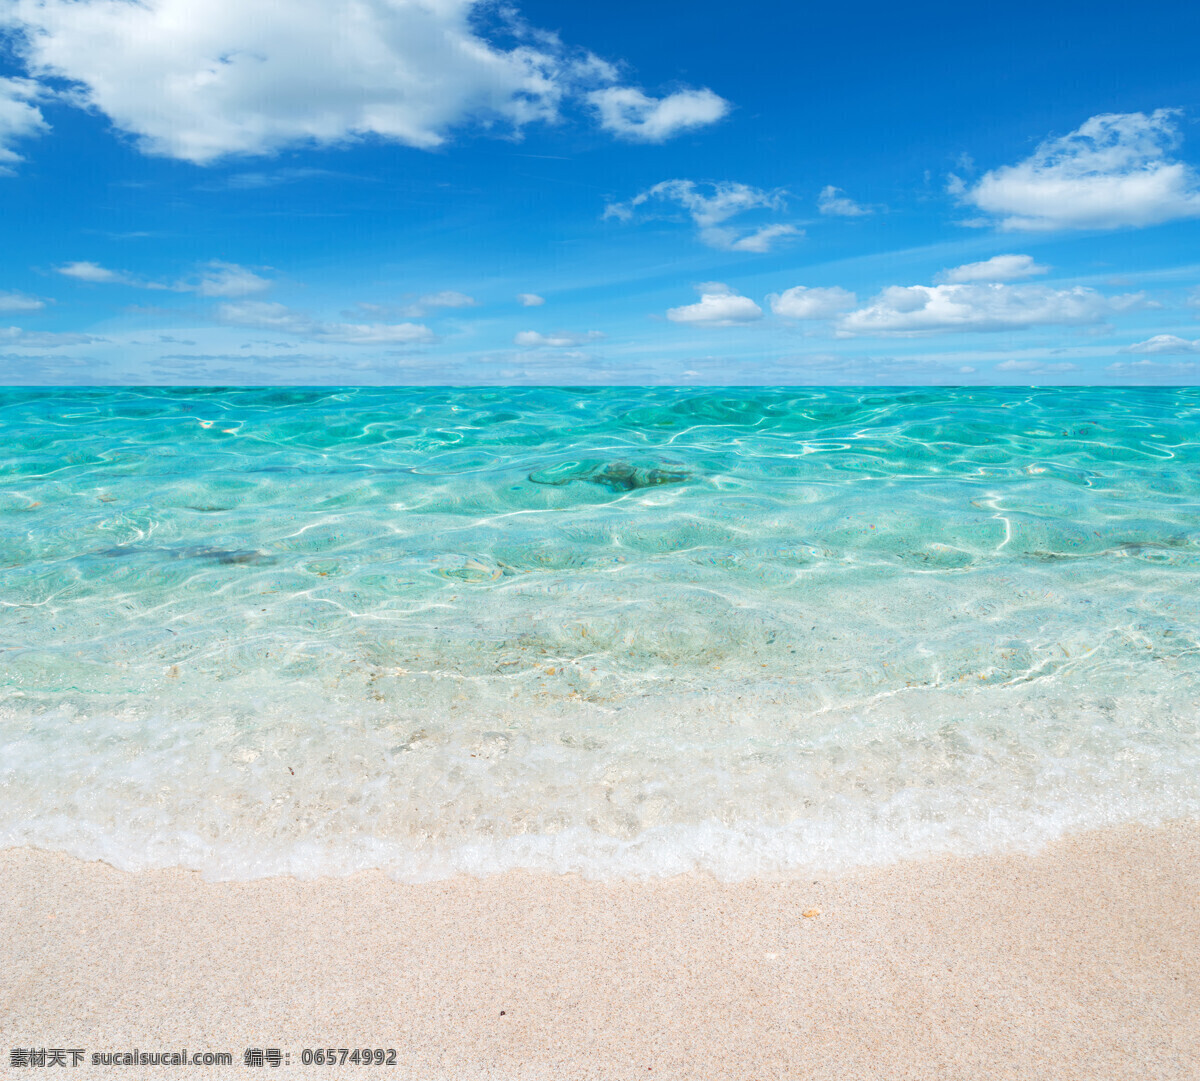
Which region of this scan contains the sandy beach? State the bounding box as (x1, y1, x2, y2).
(2, 821, 1197, 1080)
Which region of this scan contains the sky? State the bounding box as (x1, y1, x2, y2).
(2, 0, 1200, 386)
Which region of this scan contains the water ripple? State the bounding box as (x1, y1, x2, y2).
(1, 387, 1198, 879)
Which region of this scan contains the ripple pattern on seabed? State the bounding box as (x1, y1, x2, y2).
(0, 386, 1198, 879)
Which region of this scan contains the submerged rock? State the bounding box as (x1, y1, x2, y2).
(528, 458, 691, 492)
(183, 546, 274, 565)
(98, 544, 275, 566)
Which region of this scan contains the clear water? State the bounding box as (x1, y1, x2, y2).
(1, 386, 1198, 880)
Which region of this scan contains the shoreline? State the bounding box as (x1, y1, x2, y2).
(4, 821, 1198, 1079)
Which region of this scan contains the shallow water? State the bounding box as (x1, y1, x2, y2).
(1, 386, 1198, 879)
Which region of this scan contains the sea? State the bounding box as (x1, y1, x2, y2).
(1, 385, 1198, 881)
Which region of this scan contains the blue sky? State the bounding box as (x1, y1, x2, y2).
(3, 0, 1200, 385)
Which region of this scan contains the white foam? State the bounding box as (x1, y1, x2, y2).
(2, 675, 1197, 882)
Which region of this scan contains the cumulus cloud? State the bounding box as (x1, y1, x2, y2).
(605, 179, 799, 252)
(817, 186, 870, 216)
(2, 0, 726, 163)
(0, 76, 47, 173)
(218, 300, 434, 344)
(666, 282, 763, 326)
(839, 282, 1146, 335)
(517, 293, 545, 307)
(588, 86, 728, 142)
(0, 291, 45, 312)
(936, 254, 1050, 283)
(953, 109, 1200, 231)
(768, 286, 857, 319)
(57, 259, 270, 296)
(1119, 334, 1200, 355)
(513, 329, 603, 347)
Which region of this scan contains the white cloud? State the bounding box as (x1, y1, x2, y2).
(588, 86, 728, 142)
(605, 179, 799, 252)
(203, 167, 345, 190)
(0, 291, 45, 312)
(0, 76, 47, 173)
(513, 329, 603, 347)
(768, 286, 857, 319)
(191, 261, 272, 297)
(955, 109, 1200, 231)
(414, 289, 475, 310)
(3, 1, 726, 163)
(57, 260, 135, 285)
(936, 254, 1050, 283)
(606, 179, 779, 225)
(995, 359, 1080, 372)
(391, 291, 478, 317)
(707, 223, 801, 253)
(508, 348, 596, 367)
(218, 300, 434, 344)
(57, 258, 271, 296)
(0, 326, 101, 346)
(354, 291, 477, 318)
(666, 282, 763, 326)
(817, 185, 870, 216)
(763, 350, 989, 383)
(1119, 334, 1200, 355)
(517, 293, 545, 307)
(839, 282, 1146, 335)
(1106, 357, 1200, 378)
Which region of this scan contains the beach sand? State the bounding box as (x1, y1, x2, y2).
(3, 822, 1198, 1080)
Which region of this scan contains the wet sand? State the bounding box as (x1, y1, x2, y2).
(2, 822, 1198, 1080)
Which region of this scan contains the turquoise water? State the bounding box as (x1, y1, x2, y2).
(1, 386, 1198, 879)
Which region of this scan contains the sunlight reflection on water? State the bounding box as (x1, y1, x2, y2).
(1, 386, 1198, 879)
